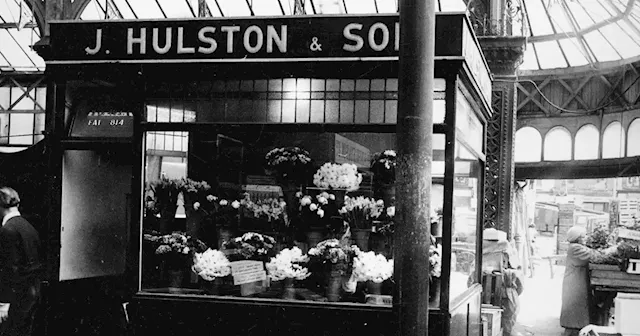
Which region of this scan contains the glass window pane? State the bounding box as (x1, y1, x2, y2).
(603, 121, 625, 158)
(574, 124, 599, 160)
(141, 130, 464, 312)
(544, 127, 572, 161)
(9, 113, 34, 145)
(515, 127, 542, 162)
(627, 118, 640, 157)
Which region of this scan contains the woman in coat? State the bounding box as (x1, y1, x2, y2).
(560, 226, 603, 336)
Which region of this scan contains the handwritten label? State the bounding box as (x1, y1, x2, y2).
(618, 228, 640, 241)
(230, 260, 267, 285)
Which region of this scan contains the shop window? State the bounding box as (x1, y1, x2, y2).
(627, 118, 640, 157)
(144, 78, 447, 125)
(602, 121, 625, 159)
(514, 127, 542, 162)
(543, 126, 571, 161)
(574, 124, 599, 160)
(139, 77, 482, 309)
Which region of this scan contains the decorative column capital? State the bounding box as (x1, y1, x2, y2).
(478, 36, 527, 77)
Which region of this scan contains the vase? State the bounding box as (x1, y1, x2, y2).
(352, 228, 371, 251)
(326, 270, 343, 302)
(366, 280, 383, 295)
(201, 277, 223, 295)
(325, 263, 348, 302)
(306, 229, 325, 248)
(282, 278, 296, 300)
(331, 189, 347, 209)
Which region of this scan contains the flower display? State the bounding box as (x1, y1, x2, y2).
(192, 248, 232, 281)
(222, 232, 277, 261)
(143, 231, 206, 256)
(429, 243, 442, 278)
(352, 251, 394, 283)
(180, 178, 212, 194)
(242, 197, 287, 222)
(199, 194, 242, 226)
(308, 239, 358, 265)
(313, 162, 363, 191)
(339, 196, 385, 229)
(264, 146, 313, 183)
(265, 247, 311, 281)
(370, 150, 397, 185)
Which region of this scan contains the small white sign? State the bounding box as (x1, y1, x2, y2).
(230, 260, 267, 285)
(619, 228, 640, 241)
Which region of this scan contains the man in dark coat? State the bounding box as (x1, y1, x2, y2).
(0, 187, 43, 336)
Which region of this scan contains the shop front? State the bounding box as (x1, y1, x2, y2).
(42, 12, 491, 336)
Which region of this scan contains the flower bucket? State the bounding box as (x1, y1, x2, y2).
(168, 269, 184, 292)
(201, 277, 223, 295)
(352, 229, 371, 251)
(282, 278, 296, 300)
(366, 280, 383, 295)
(325, 263, 348, 302)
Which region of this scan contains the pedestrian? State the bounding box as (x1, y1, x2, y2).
(0, 187, 44, 336)
(501, 268, 524, 336)
(560, 226, 603, 336)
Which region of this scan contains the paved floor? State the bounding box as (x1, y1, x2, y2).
(513, 234, 566, 336)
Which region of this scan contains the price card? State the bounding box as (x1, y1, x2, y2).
(619, 228, 640, 241)
(230, 260, 267, 285)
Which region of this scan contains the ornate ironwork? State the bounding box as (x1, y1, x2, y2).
(484, 88, 506, 229)
(469, 0, 528, 37)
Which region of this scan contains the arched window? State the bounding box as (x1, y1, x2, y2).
(543, 126, 572, 161)
(628, 118, 640, 157)
(574, 124, 599, 160)
(602, 121, 625, 159)
(515, 127, 542, 162)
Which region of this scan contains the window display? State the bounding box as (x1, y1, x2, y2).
(139, 77, 484, 309)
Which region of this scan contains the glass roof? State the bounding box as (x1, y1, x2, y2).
(520, 0, 640, 73)
(0, 0, 45, 73)
(4, 0, 640, 75)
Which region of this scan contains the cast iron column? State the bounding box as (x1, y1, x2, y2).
(394, 1, 435, 335)
(478, 37, 526, 238)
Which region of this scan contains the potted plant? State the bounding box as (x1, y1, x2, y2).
(312, 162, 363, 208)
(192, 248, 232, 295)
(148, 177, 185, 233)
(147, 231, 207, 290)
(222, 232, 277, 296)
(240, 195, 288, 234)
(265, 247, 311, 299)
(339, 196, 385, 251)
(264, 146, 313, 218)
(307, 238, 358, 302)
(370, 150, 397, 205)
(352, 250, 394, 298)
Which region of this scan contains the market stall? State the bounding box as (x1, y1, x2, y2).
(584, 223, 640, 332)
(42, 12, 491, 336)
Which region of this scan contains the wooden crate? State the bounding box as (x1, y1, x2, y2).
(589, 263, 640, 292)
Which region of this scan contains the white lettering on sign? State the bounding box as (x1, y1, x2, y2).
(343, 22, 399, 53)
(85, 29, 102, 55)
(127, 28, 146, 54)
(152, 27, 172, 54)
(230, 260, 266, 285)
(619, 228, 640, 241)
(118, 25, 288, 56)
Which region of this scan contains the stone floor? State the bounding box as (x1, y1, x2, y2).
(513, 234, 566, 336)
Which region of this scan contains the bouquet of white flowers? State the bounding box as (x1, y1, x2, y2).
(339, 196, 385, 229)
(313, 162, 363, 191)
(429, 243, 442, 278)
(265, 247, 311, 281)
(352, 251, 394, 283)
(192, 248, 232, 281)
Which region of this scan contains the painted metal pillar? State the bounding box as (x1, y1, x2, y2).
(394, 0, 435, 335)
(478, 36, 526, 238)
